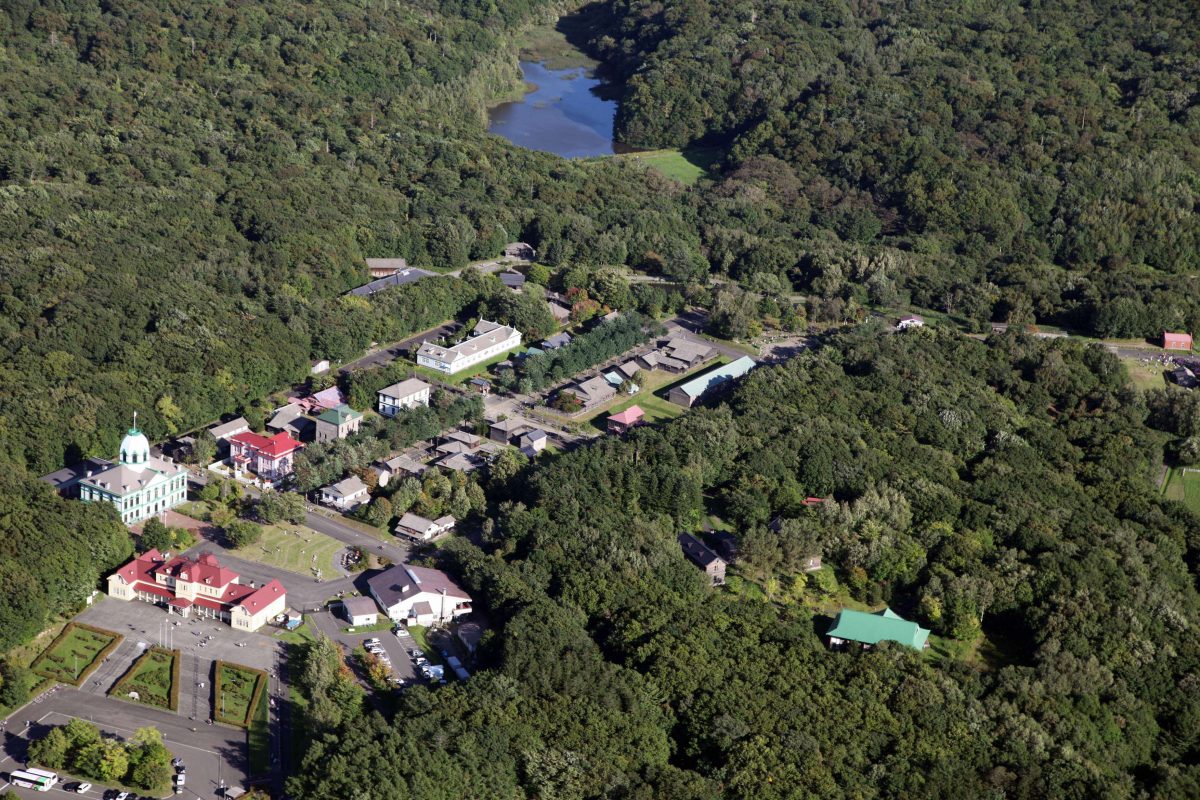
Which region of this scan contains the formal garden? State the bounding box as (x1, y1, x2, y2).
(213, 660, 268, 728)
(109, 647, 180, 711)
(29, 623, 123, 686)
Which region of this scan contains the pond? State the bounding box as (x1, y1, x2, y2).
(488, 61, 631, 159)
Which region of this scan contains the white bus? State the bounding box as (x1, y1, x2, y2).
(24, 768, 58, 786)
(8, 769, 54, 791)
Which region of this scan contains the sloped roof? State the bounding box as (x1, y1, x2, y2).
(325, 475, 367, 497)
(229, 430, 302, 458)
(342, 596, 378, 617)
(317, 404, 363, 426)
(827, 608, 930, 650)
(235, 579, 286, 614)
(209, 417, 250, 439)
(379, 378, 430, 399)
(608, 406, 645, 425)
(678, 533, 725, 569)
(674, 356, 757, 399)
(367, 564, 471, 609)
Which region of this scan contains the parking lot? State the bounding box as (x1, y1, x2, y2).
(0, 691, 245, 799)
(309, 610, 416, 685)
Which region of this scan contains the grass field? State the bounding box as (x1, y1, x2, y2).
(623, 148, 721, 185)
(214, 661, 267, 728)
(1119, 354, 1170, 392)
(30, 623, 122, 685)
(580, 357, 730, 428)
(248, 684, 270, 776)
(1163, 467, 1200, 515)
(237, 523, 344, 579)
(111, 647, 179, 710)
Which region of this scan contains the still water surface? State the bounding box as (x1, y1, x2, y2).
(488, 61, 628, 158)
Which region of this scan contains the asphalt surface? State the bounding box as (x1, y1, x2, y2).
(337, 322, 458, 375)
(1, 690, 245, 799)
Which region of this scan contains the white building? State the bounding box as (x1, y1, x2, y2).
(897, 314, 925, 330)
(367, 564, 472, 626)
(416, 320, 521, 375)
(319, 475, 369, 510)
(108, 550, 287, 632)
(393, 512, 456, 542)
(377, 378, 431, 417)
(79, 418, 188, 525)
(341, 596, 379, 627)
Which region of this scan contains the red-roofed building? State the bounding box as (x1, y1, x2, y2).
(607, 405, 645, 435)
(107, 550, 288, 631)
(1164, 331, 1193, 351)
(228, 431, 302, 482)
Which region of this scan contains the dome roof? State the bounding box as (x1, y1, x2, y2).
(120, 427, 151, 469)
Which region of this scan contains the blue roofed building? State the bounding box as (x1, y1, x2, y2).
(667, 356, 757, 408)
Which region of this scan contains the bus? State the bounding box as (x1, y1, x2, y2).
(24, 769, 58, 787)
(8, 770, 54, 791)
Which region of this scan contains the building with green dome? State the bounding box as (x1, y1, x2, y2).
(78, 416, 188, 525)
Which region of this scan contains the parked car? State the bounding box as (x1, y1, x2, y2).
(174, 773, 185, 786)
(73, 783, 93, 794)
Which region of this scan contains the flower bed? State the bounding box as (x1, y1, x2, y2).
(30, 623, 123, 686)
(213, 660, 268, 728)
(109, 647, 180, 711)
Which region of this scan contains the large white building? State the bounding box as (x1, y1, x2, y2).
(377, 378, 431, 417)
(416, 320, 521, 375)
(367, 564, 472, 626)
(79, 418, 188, 525)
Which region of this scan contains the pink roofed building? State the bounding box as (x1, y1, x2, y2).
(607, 405, 645, 435)
(107, 550, 287, 631)
(1164, 331, 1193, 351)
(227, 431, 302, 482)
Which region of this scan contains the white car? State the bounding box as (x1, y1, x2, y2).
(75, 784, 92, 794)
(116, 793, 132, 800)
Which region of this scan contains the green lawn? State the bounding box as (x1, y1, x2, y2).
(343, 619, 394, 634)
(30, 623, 122, 685)
(406, 625, 444, 666)
(110, 647, 179, 710)
(579, 357, 729, 428)
(274, 618, 316, 646)
(1118, 354, 1170, 392)
(622, 148, 721, 185)
(1163, 467, 1200, 515)
(248, 681, 270, 777)
(236, 522, 344, 578)
(214, 662, 268, 728)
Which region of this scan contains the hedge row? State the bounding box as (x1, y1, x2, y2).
(29, 622, 124, 687)
(109, 647, 181, 711)
(213, 660, 269, 728)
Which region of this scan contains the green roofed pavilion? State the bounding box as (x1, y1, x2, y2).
(827, 607, 930, 651)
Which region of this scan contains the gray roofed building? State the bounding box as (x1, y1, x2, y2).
(341, 596, 380, 624)
(367, 564, 472, 624)
(40, 457, 116, 498)
(678, 533, 727, 585)
(347, 267, 436, 297)
(499, 271, 526, 290)
(319, 475, 369, 510)
(416, 320, 522, 374)
(489, 417, 532, 443)
(667, 356, 757, 407)
(394, 512, 456, 541)
(378, 378, 431, 416)
(617, 360, 641, 378)
(662, 337, 716, 365)
(518, 429, 548, 456)
(541, 332, 572, 350)
(208, 417, 250, 441)
(437, 452, 485, 472)
(548, 301, 570, 323)
(565, 375, 617, 408)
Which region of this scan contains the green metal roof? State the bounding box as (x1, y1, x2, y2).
(317, 403, 363, 425)
(827, 608, 930, 650)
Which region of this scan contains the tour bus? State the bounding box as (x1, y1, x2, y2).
(8, 769, 55, 791)
(25, 768, 59, 786)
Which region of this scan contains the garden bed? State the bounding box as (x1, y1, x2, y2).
(213, 661, 269, 728)
(30, 623, 123, 686)
(109, 647, 180, 711)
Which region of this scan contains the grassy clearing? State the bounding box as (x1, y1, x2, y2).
(236, 523, 344, 578)
(30, 623, 122, 685)
(1163, 467, 1200, 516)
(343, 619, 393, 634)
(578, 357, 727, 427)
(110, 647, 179, 710)
(248, 684, 270, 777)
(1118, 354, 1170, 392)
(515, 22, 598, 69)
(624, 147, 721, 184)
(214, 661, 268, 728)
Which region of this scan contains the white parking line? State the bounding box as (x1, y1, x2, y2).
(18, 711, 222, 757)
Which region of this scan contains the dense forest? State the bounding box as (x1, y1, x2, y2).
(587, 0, 1200, 336)
(286, 328, 1200, 798)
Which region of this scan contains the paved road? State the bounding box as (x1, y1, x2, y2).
(1, 690, 245, 799)
(337, 321, 458, 375)
(303, 509, 411, 568)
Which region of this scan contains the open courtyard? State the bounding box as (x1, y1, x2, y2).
(214, 661, 267, 728)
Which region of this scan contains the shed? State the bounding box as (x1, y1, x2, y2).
(1164, 331, 1193, 351)
(342, 596, 380, 627)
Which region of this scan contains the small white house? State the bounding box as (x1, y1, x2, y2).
(341, 596, 379, 627)
(897, 315, 925, 330)
(319, 475, 369, 510)
(393, 512, 456, 542)
(378, 378, 431, 417)
(367, 564, 472, 626)
(311, 359, 331, 375)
